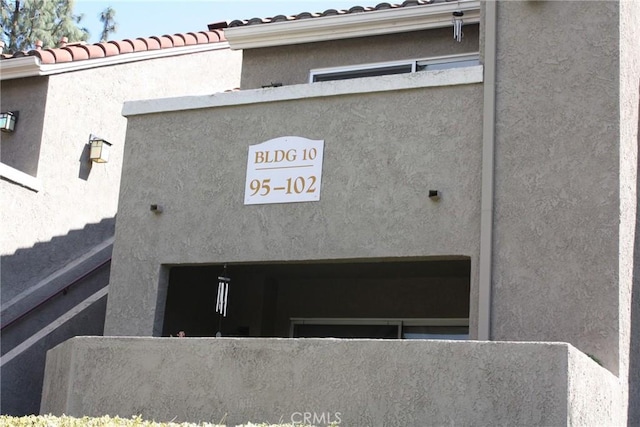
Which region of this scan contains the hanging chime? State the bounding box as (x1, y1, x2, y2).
(216, 266, 230, 318)
(453, 11, 464, 43)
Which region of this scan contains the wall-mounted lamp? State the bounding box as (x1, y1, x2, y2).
(452, 11, 464, 43)
(89, 135, 112, 163)
(428, 190, 441, 201)
(0, 111, 19, 133)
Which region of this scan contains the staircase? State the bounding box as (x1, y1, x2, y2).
(1, 224, 114, 416)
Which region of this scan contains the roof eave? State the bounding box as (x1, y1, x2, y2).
(0, 56, 42, 80)
(224, 0, 481, 50)
(1, 42, 230, 81)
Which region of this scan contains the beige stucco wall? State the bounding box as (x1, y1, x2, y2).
(0, 76, 48, 175)
(105, 74, 484, 336)
(240, 25, 479, 89)
(1, 47, 241, 297)
(491, 1, 622, 377)
(38, 1, 639, 422)
(41, 337, 623, 426)
(567, 345, 624, 425)
(620, 0, 640, 423)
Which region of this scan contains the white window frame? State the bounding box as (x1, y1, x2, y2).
(289, 317, 469, 339)
(309, 52, 480, 83)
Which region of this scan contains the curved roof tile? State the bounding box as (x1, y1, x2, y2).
(47, 48, 73, 63)
(31, 50, 56, 64)
(182, 33, 199, 46)
(83, 44, 106, 59)
(98, 42, 120, 56)
(138, 37, 160, 50)
(270, 14, 290, 22)
(152, 36, 173, 49)
(222, 0, 442, 28)
(164, 34, 185, 47)
(188, 32, 209, 44)
(321, 9, 341, 17)
(108, 40, 132, 54)
(63, 46, 89, 61)
(1, 28, 227, 64)
(125, 38, 148, 52)
(202, 31, 221, 43)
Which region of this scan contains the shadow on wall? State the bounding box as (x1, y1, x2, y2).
(629, 86, 640, 426)
(0, 78, 48, 178)
(1, 216, 115, 416)
(1, 290, 108, 416)
(78, 142, 93, 180)
(1, 216, 116, 302)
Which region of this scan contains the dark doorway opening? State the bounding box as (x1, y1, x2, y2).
(161, 258, 470, 339)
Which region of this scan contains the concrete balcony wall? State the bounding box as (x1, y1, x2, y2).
(106, 69, 484, 337)
(41, 337, 623, 426)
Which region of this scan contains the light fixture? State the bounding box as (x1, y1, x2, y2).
(0, 111, 19, 133)
(89, 135, 112, 163)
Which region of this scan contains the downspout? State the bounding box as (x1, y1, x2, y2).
(478, 0, 497, 341)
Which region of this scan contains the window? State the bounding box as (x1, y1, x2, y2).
(312, 63, 414, 83)
(310, 53, 479, 83)
(290, 318, 469, 340)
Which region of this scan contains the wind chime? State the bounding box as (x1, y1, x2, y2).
(215, 264, 230, 337)
(453, 11, 464, 43)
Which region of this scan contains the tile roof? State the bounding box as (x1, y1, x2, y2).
(1, 0, 457, 64)
(209, 0, 447, 29)
(0, 31, 226, 64)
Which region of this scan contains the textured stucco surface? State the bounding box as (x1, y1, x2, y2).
(41, 337, 621, 426)
(105, 79, 483, 336)
(0, 47, 241, 417)
(567, 346, 624, 426)
(0, 76, 48, 175)
(2, 291, 107, 416)
(1, 48, 242, 295)
(241, 26, 479, 89)
(491, 1, 622, 374)
(621, 0, 640, 423)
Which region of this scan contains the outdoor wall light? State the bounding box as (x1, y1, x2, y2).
(429, 190, 441, 201)
(0, 111, 18, 133)
(89, 135, 112, 163)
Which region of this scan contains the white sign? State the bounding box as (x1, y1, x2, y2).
(244, 136, 324, 205)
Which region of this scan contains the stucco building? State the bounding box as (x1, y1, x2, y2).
(40, 0, 639, 425)
(0, 32, 241, 415)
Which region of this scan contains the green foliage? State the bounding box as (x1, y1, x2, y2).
(0, 415, 224, 427)
(1, 0, 89, 52)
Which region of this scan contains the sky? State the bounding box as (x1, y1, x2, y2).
(74, 0, 369, 43)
